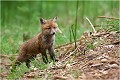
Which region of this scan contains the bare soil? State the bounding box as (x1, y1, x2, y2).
(0, 29, 120, 80)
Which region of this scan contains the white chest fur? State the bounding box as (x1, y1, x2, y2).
(42, 35, 55, 48)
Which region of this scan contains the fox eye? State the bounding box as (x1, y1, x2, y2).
(53, 27, 56, 29)
(47, 27, 51, 29)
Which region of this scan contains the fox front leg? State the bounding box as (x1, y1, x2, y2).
(26, 59, 31, 68)
(26, 55, 37, 68)
(41, 51, 49, 63)
(48, 47, 56, 62)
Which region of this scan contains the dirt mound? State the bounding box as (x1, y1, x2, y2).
(0, 29, 120, 80)
(23, 30, 120, 80)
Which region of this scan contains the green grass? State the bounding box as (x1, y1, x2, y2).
(1, 24, 40, 54)
(8, 63, 29, 79)
(1, 1, 119, 79)
(1, 22, 86, 54)
(8, 58, 56, 79)
(1, 1, 119, 54)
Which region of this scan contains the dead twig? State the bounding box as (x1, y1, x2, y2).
(86, 17, 96, 33)
(64, 47, 79, 61)
(94, 24, 115, 27)
(97, 16, 120, 20)
(54, 76, 68, 80)
(55, 40, 81, 49)
(92, 32, 109, 37)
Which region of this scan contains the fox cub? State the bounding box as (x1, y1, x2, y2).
(12, 17, 61, 69)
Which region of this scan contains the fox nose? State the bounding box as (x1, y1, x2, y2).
(52, 32, 55, 35)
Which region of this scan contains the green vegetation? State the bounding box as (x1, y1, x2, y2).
(8, 63, 29, 79)
(105, 19, 119, 31)
(8, 59, 48, 79)
(1, 1, 119, 54)
(1, 1, 119, 79)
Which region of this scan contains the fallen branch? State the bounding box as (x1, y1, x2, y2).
(94, 24, 115, 27)
(97, 16, 120, 20)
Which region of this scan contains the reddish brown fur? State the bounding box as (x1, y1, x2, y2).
(12, 17, 59, 69)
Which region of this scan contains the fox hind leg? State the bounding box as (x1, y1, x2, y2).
(11, 60, 21, 72)
(42, 54, 49, 63)
(26, 59, 31, 68)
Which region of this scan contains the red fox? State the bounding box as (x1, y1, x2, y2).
(12, 17, 61, 69)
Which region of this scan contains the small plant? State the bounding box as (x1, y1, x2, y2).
(8, 63, 29, 79)
(69, 26, 72, 42)
(31, 58, 48, 70)
(107, 19, 119, 31)
(98, 16, 119, 32)
(69, 1, 79, 49)
(85, 41, 96, 50)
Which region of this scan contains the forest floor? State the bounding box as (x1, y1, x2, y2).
(0, 28, 120, 80)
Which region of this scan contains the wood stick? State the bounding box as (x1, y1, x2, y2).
(94, 24, 115, 27)
(54, 76, 68, 80)
(97, 16, 120, 20)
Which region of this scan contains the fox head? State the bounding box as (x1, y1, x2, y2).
(40, 17, 62, 36)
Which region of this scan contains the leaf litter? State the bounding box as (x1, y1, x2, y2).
(0, 29, 120, 80)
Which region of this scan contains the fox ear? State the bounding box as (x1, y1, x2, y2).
(53, 16, 57, 22)
(40, 18, 46, 24)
